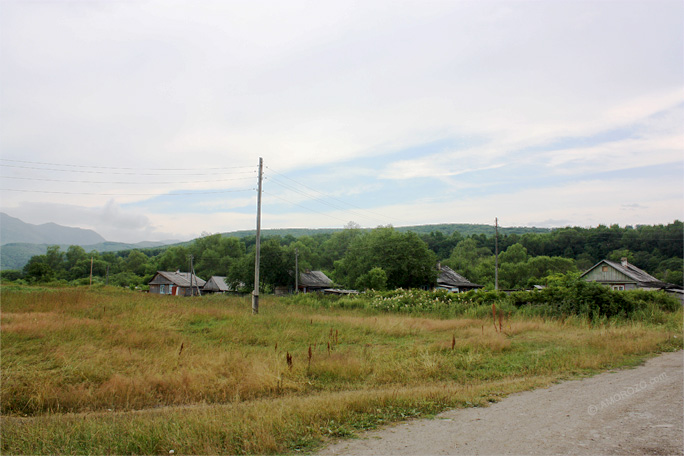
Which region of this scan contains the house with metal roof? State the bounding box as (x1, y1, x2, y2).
(149, 271, 205, 296)
(436, 265, 483, 292)
(298, 270, 333, 293)
(580, 258, 672, 291)
(202, 276, 230, 293)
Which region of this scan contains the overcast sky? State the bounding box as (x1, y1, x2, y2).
(1, 0, 682, 243)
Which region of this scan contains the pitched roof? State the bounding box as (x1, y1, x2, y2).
(203, 276, 230, 292)
(299, 270, 333, 288)
(150, 271, 206, 287)
(581, 260, 664, 288)
(437, 266, 481, 288)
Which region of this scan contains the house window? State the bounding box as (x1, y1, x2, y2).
(611, 285, 625, 291)
(602, 266, 609, 272)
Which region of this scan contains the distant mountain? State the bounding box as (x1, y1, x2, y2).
(0, 213, 179, 270)
(0, 212, 106, 246)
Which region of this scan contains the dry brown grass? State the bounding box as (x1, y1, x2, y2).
(1, 286, 681, 454)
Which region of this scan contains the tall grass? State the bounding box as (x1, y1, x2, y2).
(2, 285, 681, 454)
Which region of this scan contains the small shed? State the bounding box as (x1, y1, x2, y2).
(203, 276, 230, 294)
(149, 271, 205, 296)
(299, 270, 333, 293)
(436, 265, 483, 292)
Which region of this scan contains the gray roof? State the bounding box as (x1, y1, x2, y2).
(150, 271, 206, 287)
(437, 266, 482, 289)
(203, 276, 230, 292)
(299, 270, 333, 288)
(581, 260, 664, 288)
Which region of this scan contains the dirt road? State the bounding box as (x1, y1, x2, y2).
(318, 351, 683, 455)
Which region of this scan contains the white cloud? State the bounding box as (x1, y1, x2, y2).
(1, 0, 682, 239)
(5, 200, 178, 243)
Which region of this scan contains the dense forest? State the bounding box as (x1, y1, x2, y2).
(3, 221, 682, 291)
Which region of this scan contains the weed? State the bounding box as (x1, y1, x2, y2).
(1, 285, 681, 455)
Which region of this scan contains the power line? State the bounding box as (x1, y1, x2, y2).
(267, 176, 375, 222)
(0, 164, 256, 177)
(0, 158, 255, 172)
(265, 166, 409, 225)
(263, 191, 350, 224)
(0, 175, 255, 185)
(1, 188, 255, 196)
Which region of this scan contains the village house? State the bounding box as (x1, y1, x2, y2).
(202, 276, 230, 294)
(581, 258, 669, 291)
(298, 270, 333, 293)
(148, 271, 205, 296)
(581, 258, 683, 303)
(436, 265, 483, 292)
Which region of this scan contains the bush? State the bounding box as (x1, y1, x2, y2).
(0, 270, 23, 282)
(507, 273, 681, 320)
(285, 272, 680, 325)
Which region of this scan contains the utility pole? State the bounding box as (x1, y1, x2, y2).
(189, 254, 201, 296)
(295, 247, 299, 294)
(494, 217, 499, 291)
(89, 257, 93, 287)
(252, 157, 264, 314)
(189, 254, 195, 296)
(105, 264, 109, 286)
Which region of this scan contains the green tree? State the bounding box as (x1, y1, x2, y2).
(320, 223, 363, 270)
(335, 227, 437, 289)
(355, 267, 388, 291)
(125, 250, 149, 276)
(45, 245, 65, 276)
(443, 238, 492, 284)
(65, 245, 88, 271)
(24, 259, 53, 283)
(156, 246, 190, 272)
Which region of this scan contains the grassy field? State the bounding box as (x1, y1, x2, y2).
(1, 285, 682, 454)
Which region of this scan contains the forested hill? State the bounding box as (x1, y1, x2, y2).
(0, 222, 545, 271)
(7, 221, 682, 291)
(221, 223, 551, 239)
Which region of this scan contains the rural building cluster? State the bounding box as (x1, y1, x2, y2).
(148, 257, 683, 303)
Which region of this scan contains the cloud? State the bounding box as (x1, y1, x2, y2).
(4, 201, 177, 243)
(525, 219, 573, 228)
(100, 200, 149, 230)
(1, 0, 682, 240)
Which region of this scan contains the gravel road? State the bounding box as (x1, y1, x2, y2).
(318, 351, 683, 456)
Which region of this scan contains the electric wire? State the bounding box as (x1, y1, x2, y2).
(1, 188, 255, 196)
(1, 164, 256, 176)
(0, 175, 256, 185)
(263, 191, 350, 224)
(266, 176, 378, 224)
(0, 158, 255, 171)
(265, 166, 409, 225)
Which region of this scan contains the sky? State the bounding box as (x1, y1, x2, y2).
(1, 0, 682, 243)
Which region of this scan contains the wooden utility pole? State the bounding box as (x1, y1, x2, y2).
(295, 247, 299, 294)
(189, 255, 194, 296)
(252, 157, 264, 314)
(189, 254, 201, 296)
(89, 257, 93, 287)
(494, 217, 499, 291)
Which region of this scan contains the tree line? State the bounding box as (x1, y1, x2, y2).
(4, 221, 682, 290)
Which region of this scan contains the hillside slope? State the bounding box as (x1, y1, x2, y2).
(0, 212, 105, 246)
